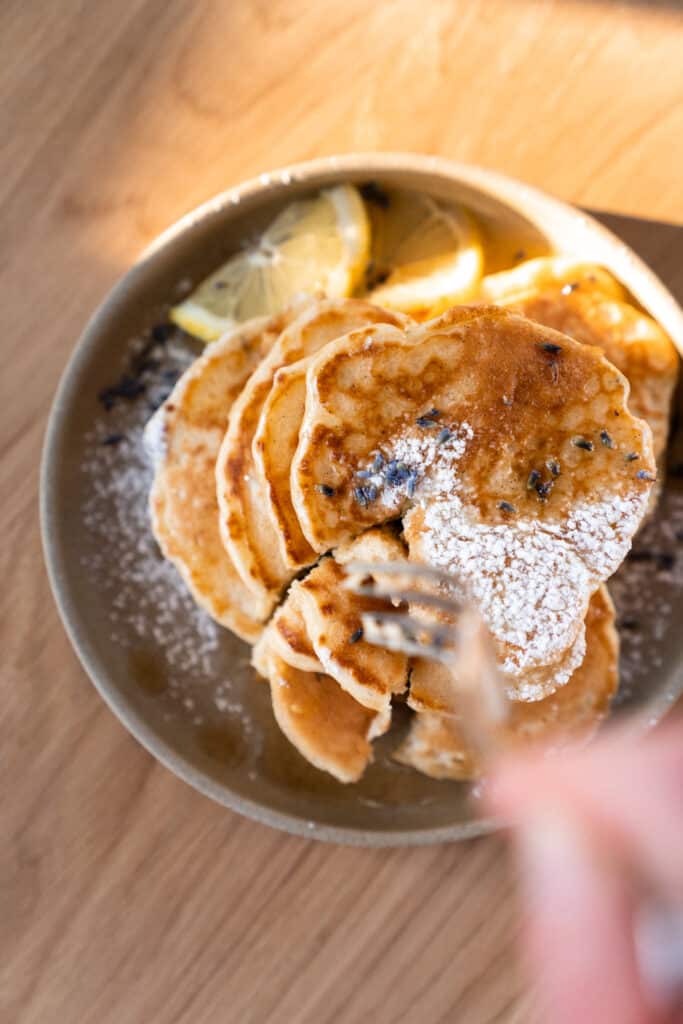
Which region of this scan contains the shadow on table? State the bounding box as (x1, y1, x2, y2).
(586, 209, 683, 304)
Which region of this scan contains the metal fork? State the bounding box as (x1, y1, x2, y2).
(343, 559, 509, 765)
(345, 563, 683, 1006)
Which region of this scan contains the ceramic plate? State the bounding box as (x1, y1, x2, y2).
(41, 155, 683, 845)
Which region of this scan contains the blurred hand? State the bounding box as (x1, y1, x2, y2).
(486, 721, 683, 1024)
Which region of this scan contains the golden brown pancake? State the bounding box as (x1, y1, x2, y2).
(250, 627, 272, 679)
(408, 633, 586, 713)
(252, 583, 320, 676)
(297, 529, 410, 713)
(145, 313, 290, 641)
(253, 355, 318, 570)
(215, 299, 407, 621)
(253, 570, 392, 780)
(291, 305, 654, 698)
(254, 310, 413, 571)
(395, 586, 619, 780)
(477, 258, 679, 464)
(477, 257, 626, 305)
(266, 652, 380, 783)
(513, 289, 678, 463)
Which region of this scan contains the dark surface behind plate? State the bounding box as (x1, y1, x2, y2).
(41, 162, 683, 844)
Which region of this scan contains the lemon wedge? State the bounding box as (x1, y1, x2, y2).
(171, 184, 370, 342)
(365, 190, 483, 317)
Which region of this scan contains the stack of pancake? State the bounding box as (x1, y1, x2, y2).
(146, 258, 678, 782)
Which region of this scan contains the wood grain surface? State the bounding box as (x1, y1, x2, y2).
(2, 1, 682, 1021)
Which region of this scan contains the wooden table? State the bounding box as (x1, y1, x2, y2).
(3, 2, 682, 1021)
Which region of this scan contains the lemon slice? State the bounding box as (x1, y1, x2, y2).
(171, 184, 370, 342)
(365, 190, 483, 317)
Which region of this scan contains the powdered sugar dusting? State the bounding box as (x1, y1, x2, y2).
(354, 423, 473, 512)
(82, 425, 220, 677)
(414, 495, 594, 698)
(543, 492, 649, 580)
(381, 419, 650, 700)
(392, 424, 473, 499)
(143, 404, 167, 468)
(77, 331, 256, 744)
(609, 486, 683, 706)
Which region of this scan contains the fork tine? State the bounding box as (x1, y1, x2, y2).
(346, 584, 461, 616)
(342, 559, 462, 616)
(361, 610, 452, 647)
(343, 560, 461, 591)
(360, 613, 454, 662)
(351, 558, 510, 765)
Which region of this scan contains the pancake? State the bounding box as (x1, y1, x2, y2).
(254, 311, 412, 570)
(408, 629, 586, 716)
(252, 583, 320, 676)
(478, 258, 678, 464)
(255, 576, 393, 781)
(215, 298, 407, 622)
(297, 529, 410, 713)
(291, 305, 654, 699)
(398, 565, 584, 713)
(250, 627, 272, 679)
(253, 355, 318, 570)
(513, 290, 678, 463)
(144, 313, 291, 641)
(409, 660, 458, 715)
(477, 257, 626, 305)
(266, 652, 380, 783)
(395, 586, 619, 780)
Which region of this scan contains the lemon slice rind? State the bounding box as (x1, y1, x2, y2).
(170, 184, 370, 342)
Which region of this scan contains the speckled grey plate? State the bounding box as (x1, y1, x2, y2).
(41, 155, 683, 845)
